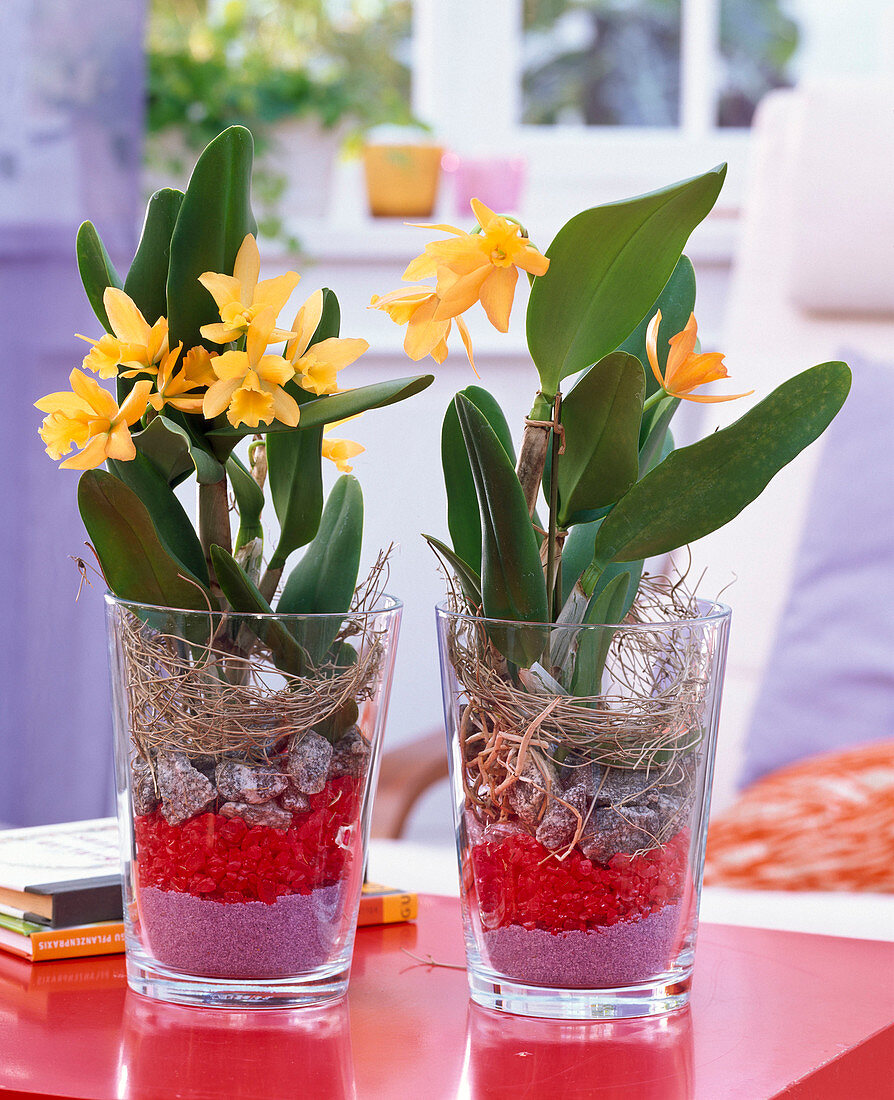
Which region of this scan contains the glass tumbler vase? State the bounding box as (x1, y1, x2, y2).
(436, 599, 731, 1020)
(107, 595, 401, 1008)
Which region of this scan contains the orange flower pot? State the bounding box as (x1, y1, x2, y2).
(362, 143, 443, 217)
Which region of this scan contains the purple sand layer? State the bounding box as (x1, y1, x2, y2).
(482, 903, 683, 988)
(138, 884, 347, 979)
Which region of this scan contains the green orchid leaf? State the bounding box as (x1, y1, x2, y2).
(207, 375, 435, 438)
(454, 394, 547, 665)
(569, 573, 631, 697)
(124, 188, 184, 325)
(638, 395, 680, 468)
(209, 546, 306, 677)
(560, 519, 643, 609)
(78, 470, 210, 609)
(586, 362, 852, 578)
(527, 166, 726, 397)
(557, 352, 645, 527)
(107, 453, 209, 586)
(266, 288, 342, 570)
(422, 533, 483, 605)
(442, 385, 515, 574)
(619, 255, 696, 399)
(226, 455, 265, 553)
(151, 414, 225, 485)
(167, 126, 257, 351)
(131, 416, 195, 487)
(277, 476, 364, 665)
(76, 221, 123, 332)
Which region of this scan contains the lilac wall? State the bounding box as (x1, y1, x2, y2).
(0, 0, 144, 825)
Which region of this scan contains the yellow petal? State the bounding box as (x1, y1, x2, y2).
(645, 311, 666, 390)
(105, 420, 138, 462)
(228, 385, 274, 428)
(402, 252, 439, 282)
(182, 346, 218, 387)
(253, 271, 300, 316)
(35, 390, 92, 415)
(665, 313, 699, 387)
(118, 380, 153, 426)
(676, 389, 754, 403)
(104, 288, 150, 346)
(60, 435, 110, 471)
(470, 197, 499, 228)
(455, 314, 478, 376)
(671, 352, 729, 394)
(321, 436, 364, 473)
(211, 350, 250, 382)
(233, 234, 260, 302)
(513, 244, 550, 277)
(403, 296, 448, 359)
(478, 265, 518, 332)
(198, 272, 242, 311)
(303, 337, 369, 372)
(203, 377, 241, 419)
(69, 369, 118, 418)
(287, 289, 325, 362)
(255, 354, 295, 387)
(246, 308, 277, 363)
(269, 385, 301, 427)
(200, 321, 243, 345)
(433, 264, 491, 320)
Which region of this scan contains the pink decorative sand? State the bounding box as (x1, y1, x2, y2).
(139, 884, 346, 978)
(482, 903, 683, 988)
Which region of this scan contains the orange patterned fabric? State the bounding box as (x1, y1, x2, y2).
(705, 741, 894, 892)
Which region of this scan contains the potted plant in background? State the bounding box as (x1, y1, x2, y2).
(146, 0, 415, 236)
(374, 178, 851, 1018)
(35, 126, 432, 1008)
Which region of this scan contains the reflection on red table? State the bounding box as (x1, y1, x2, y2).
(0, 896, 891, 1099)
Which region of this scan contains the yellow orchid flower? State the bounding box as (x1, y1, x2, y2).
(35, 370, 152, 469)
(646, 311, 753, 403)
(322, 420, 365, 473)
(181, 345, 218, 388)
(202, 308, 300, 429)
(369, 285, 475, 371)
(285, 290, 369, 396)
(76, 288, 168, 379)
(199, 234, 300, 345)
(402, 199, 549, 332)
(148, 344, 207, 414)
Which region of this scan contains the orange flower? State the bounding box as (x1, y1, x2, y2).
(403, 199, 549, 332)
(370, 285, 475, 371)
(646, 311, 752, 403)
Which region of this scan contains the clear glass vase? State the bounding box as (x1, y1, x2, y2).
(436, 598, 731, 1019)
(107, 594, 402, 1008)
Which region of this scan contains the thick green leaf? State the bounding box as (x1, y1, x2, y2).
(560, 520, 643, 609)
(277, 476, 364, 665)
(149, 414, 225, 485)
(569, 573, 631, 696)
(167, 126, 257, 351)
(586, 362, 852, 577)
(422, 533, 482, 605)
(207, 375, 435, 438)
(209, 546, 306, 677)
(107, 454, 209, 586)
(78, 470, 210, 609)
(266, 288, 341, 569)
(76, 221, 123, 332)
(131, 417, 196, 487)
(442, 385, 515, 574)
(226, 455, 265, 552)
(619, 256, 696, 399)
(124, 188, 184, 324)
(557, 352, 645, 527)
(526, 166, 726, 396)
(278, 476, 363, 616)
(455, 395, 547, 665)
(638, 395, 679, 469)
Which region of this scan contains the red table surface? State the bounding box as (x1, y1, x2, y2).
(0, 895, 891, 1100)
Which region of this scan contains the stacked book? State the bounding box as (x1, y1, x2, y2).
(0, 818, 417, 962)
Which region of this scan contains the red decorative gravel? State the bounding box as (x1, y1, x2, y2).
(134, 775, 361, 904)
(482, 902, 684, 988)
(470, 829, 689, 933)
(139, 884, 349, 978)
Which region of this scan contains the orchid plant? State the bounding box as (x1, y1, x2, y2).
(36, 126, 432, 637)
(377, 167, 851, 678)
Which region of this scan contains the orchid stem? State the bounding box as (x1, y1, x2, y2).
(546, 392, 562, 622)
(199, 475, 232, 603)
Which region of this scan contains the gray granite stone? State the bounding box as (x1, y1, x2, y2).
(131, 758, 159, 816)
(279, 788, 310, 814)
(535, 782, 589, 851)
(219, 801, 293, 830)
(329, 726, 370, 779)
(156, 751, 216, 826)
(580, 804, 662, 861)
(215, 761, 289, 804)
(507, 755, 558, 827)
(286, 730, 333, 794)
